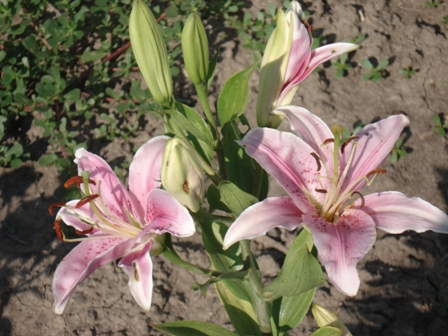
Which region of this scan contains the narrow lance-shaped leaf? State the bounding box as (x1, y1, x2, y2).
(152, 320, 236, 336)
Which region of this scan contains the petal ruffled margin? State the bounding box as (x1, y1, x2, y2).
(223, 197, 303, 249)
(303, 208, 376, 296)
(356, 191, 448, 234)
(53, 237, 134, 314)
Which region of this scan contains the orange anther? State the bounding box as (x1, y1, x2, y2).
(48, 202, 66, 216)
(75, 194, 99, 208)
(53, 220, 64, 241)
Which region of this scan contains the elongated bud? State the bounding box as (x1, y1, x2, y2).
(161, 138, 205, 213)
(129, 0, 173, 105)
(312, 304, 352, 336)
(256, 9, 291, 128)
(181, 13, 209, 85)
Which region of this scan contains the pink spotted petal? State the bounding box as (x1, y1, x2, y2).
(274, 106, 333, 163)
(53, 237, 134, 314)
(223, 197, 304, 249)
(57, 200, 99, 234)
(129, 136, 169, 218)
(136, 189, 195, 243)
(303, 209, 377, 296)
(354, 191, 448, 234)
(119, 243, 153, 311)
(75, 148, 136, 222)
(240, 128, 320, 211)
(298, 43, 359, 81)
(340, 115, 409, 192)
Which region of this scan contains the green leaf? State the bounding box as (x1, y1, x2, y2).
(221, 120, 269, 198)
(273, 288, 316, 333)
(38, 154, 59, 166)
(377, 59, 389, 70)
(206, 49, 219, 89)
(63, 89, 81, 102)
(217, 62, 258, 126)
(310, 326, 343, 336)
(264, 230, 325, 300)
(6, 143, 24, 157)
(152, 320, 236, 336)
(200, 221, 261, 336)
(361, 59, 373, 69)
(81, 48, 107, 63)
(207, 181, 258, 217)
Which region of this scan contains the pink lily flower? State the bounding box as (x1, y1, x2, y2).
(51, 136, 195, 313)
(224, 107, 448, 296)
(257, 1, 358, 128)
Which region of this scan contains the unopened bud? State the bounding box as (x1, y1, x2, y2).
(130, 0, 173, 104)
(181, 13, 209, 85)
(311, 304, 352, 336)
(161, 138, 205, 212)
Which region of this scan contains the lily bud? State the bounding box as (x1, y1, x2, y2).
(257, 1, 358, 128)
(129, 0, 173, 105)
(311, 304, 352, 336)
(161, 138, 205, 213)
(181, 13, 209, 85)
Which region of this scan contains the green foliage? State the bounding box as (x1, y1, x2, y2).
(433, 114, 448, 137)
(348, 34, 367, 45)
(424, 0, 442, 8)
(442, 16, 448, 24)
(361, 59, 389, 82)
(399, 66, 418, 79)
(152, 320, 236, 336)
(390, 135, 407, 163)
(332, 53, 352, 78)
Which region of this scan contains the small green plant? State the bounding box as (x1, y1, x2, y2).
(424, 0, 442, 8)
(442, 16, 448, 24)
(362, 59, 389, 82)
(390, 135, 407, 163)
(332, 53, 352, 78)
(433, 114, 448, 137)
(348, 34, 367, 45)
(399, 66, 418, 79)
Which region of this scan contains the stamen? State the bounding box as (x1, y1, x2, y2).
(65, 176, 96, 189)
(341, 136, 359, 154)
(351, 191, 365, 207)
(315, 189, 328, 194)
(323, 138, 334, 145)
(75, 227, 94, 236)
(53, 219, 64, 241)
(366, 168, 387, 178)
(76, 194, 99, 208)
(310, 152, 322, 171)
(48, 202, 66, 216)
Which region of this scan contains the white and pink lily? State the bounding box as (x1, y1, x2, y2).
(51, 136, 195, 313)
(224, 107, 448, 296)
(257, 1, 358, 128)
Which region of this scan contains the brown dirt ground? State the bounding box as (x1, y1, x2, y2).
(1, 0, 448, 335)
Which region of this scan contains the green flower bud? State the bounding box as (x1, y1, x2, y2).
(129, 0, 173, 104)
(181, 13, 209, 85)
(161, 138, 205, 213)
(311, 304, 352, 336)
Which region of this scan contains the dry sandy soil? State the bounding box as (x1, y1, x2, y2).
(1, 0, 448, 335)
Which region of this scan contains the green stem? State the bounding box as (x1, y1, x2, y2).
(195, 83, 218, 140)
(241, 241, 272, 335)
(251, 162, 264, 199)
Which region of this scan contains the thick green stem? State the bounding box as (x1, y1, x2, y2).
(241, 241, 272, 335)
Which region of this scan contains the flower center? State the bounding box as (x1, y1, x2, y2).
(310, 125, 385, 223)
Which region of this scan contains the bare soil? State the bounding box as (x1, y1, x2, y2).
(1, 0, 448, 335)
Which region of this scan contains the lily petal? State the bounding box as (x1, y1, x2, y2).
(299, 43, 359, 81)
(223, 197, 304, 249)
(355, 191, 448, 234)
(57, 200, 98, 233)
(241, 127, 321, 211)
(340, 114, 409, 192)
(274, 105, 333, 161)
(53, 237, 134, 314)
(304, 208, 376, 296)
(129, 136, 169, 218)
(119, 242, 153, 311)
(137, 189, 195, 243)
(75, 148, 135, 221)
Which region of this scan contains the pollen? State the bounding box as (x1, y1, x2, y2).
(183, 180, 190, 194)
(76, 194, 99, 208)
(64, 176, 96, 189)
